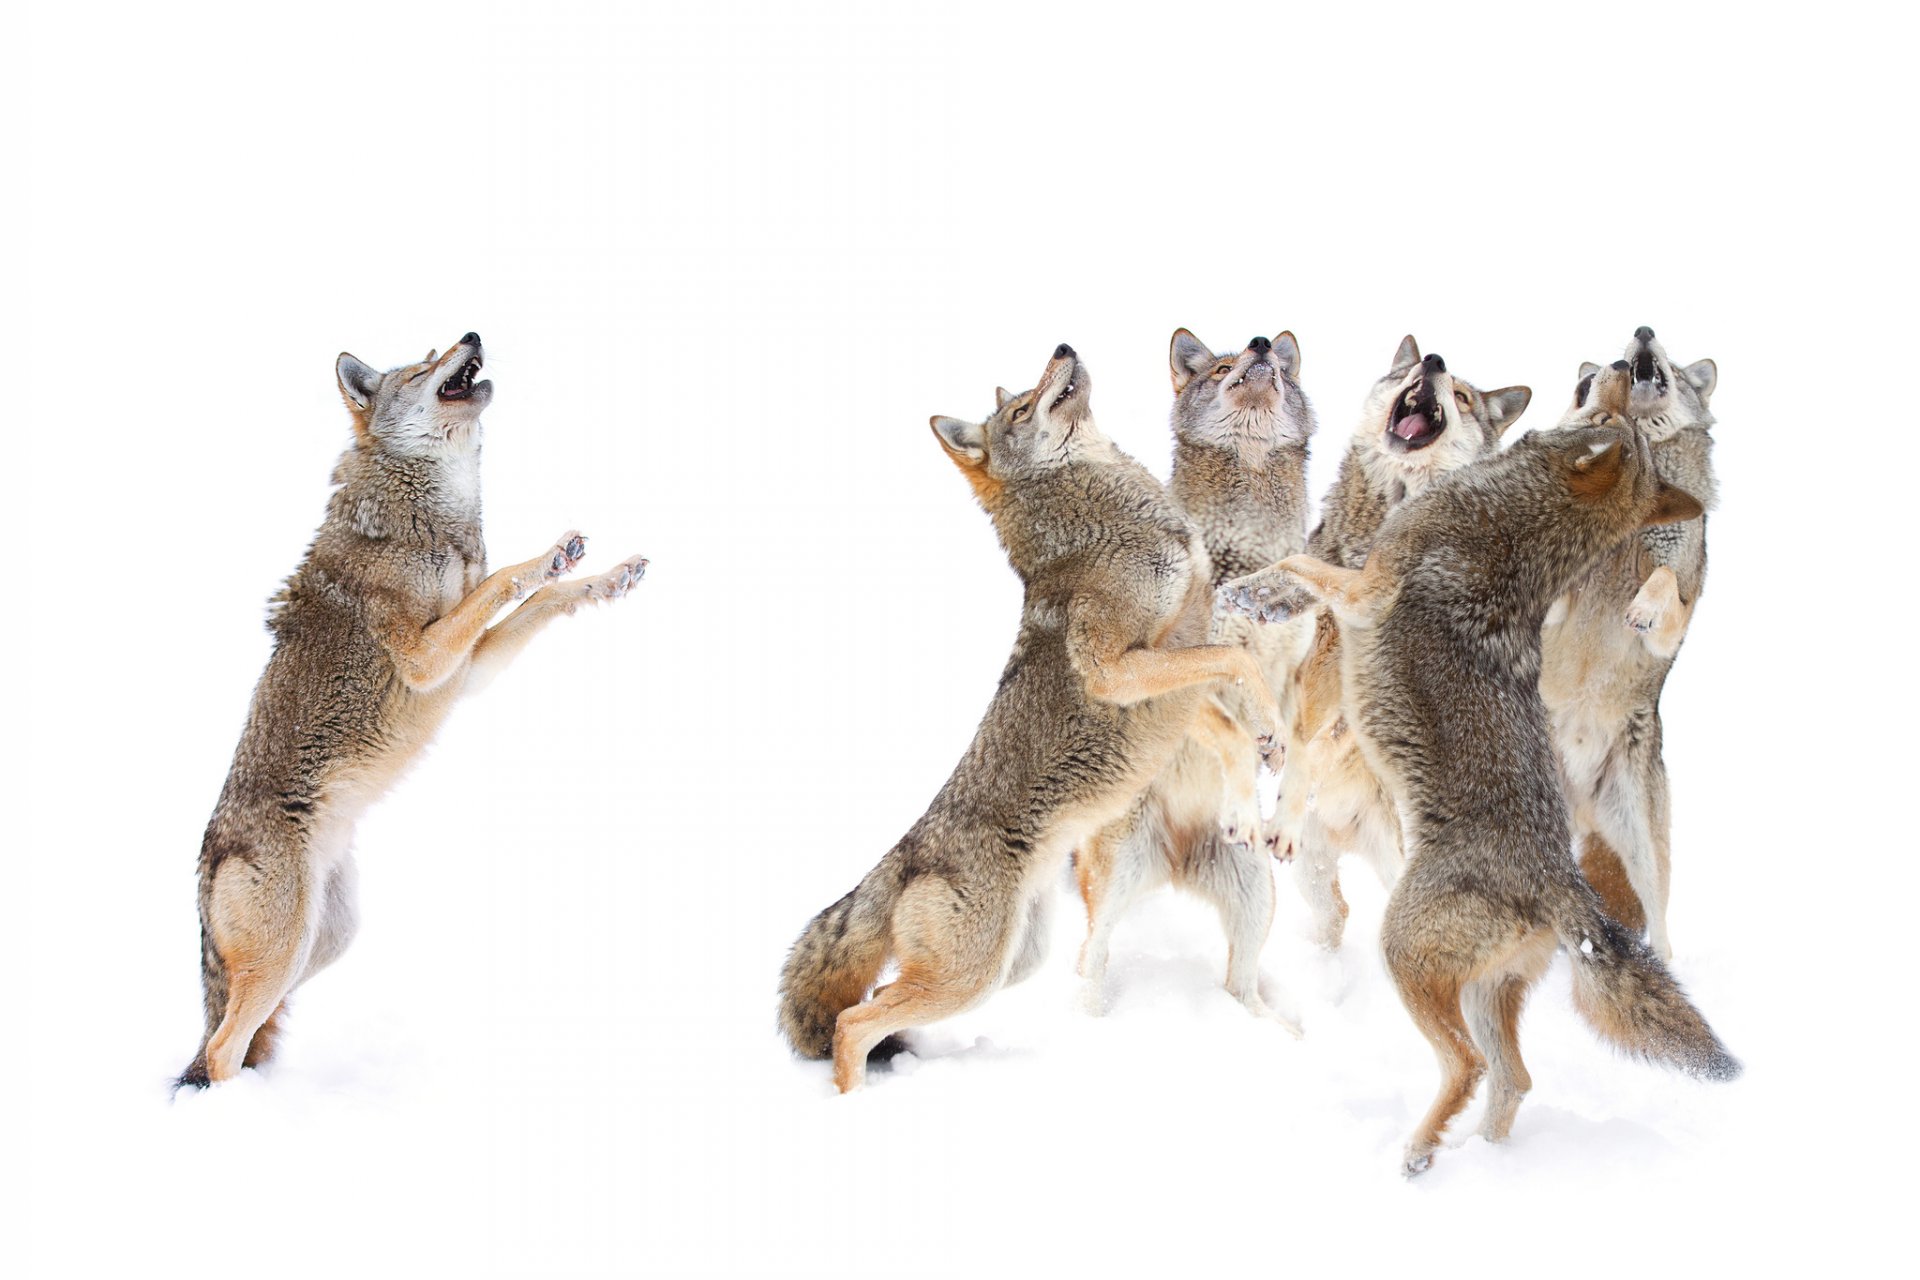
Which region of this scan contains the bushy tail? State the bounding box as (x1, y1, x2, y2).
(777, 861, 902, 1059)
(1551, 880, 1740, 1081)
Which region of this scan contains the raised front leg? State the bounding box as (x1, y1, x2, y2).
(466, 553, 648, 692)
(372, 532, 587, 693)
(1216, 568, 1317, 627)
(1624, 565, 1694, 659)
(1069, 598, 1281, 757)
(1187, 699, 1263, 851)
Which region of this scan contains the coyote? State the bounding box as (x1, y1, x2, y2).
(1541, 327, 1717, 959)
(777, 344, 1281, 1092)
(1075, 330, 1314, 1022)
(179, 334, 647, 1088)
(1280, 338, 1529, 947)
(1222, 363, 1736, 1176)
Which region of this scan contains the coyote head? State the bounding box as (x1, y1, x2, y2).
(1565, 326, 1715, 443)
(335, 332, 491, 458)
(1357, 335, 1530, 500)
(1538, 369, 1705, 553)
(1168, 329, 1314, 462)
(930, 343, 1108, 505)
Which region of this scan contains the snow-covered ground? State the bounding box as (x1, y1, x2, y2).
(13, 3, 1907, 1276)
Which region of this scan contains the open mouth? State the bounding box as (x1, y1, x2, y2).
(1050, 359, 1087, 412)
(438, 353, 485, 402)
(1629, 345, 1667, 405)
(1386, 377, 1445, 451)
(1228, 360, 1275, 390)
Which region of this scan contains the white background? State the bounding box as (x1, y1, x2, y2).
(11, 2, 1909, 1275)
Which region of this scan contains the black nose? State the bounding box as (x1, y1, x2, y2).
(1633, 326, 1654, 342)
(1611, 359, 1631, 372)
(1053, 343, 1075, 360)
(1422, 353, 1446, 373)
(1249, 336, 1271, 353)
(461, 331, 482, 346)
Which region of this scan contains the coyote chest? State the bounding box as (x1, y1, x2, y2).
(1540, 544, 1667, 794)
(433, 549, 485, 615)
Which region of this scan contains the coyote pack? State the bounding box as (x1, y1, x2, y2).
(1222, 361, 1736, 1174)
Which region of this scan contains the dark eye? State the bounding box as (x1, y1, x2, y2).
(1454, 390, 1471, 408)
(1211, 363, 1233, 380)
(1010, 405, 1031, 424)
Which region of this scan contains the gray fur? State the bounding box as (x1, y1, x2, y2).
(180, 335, 645, 1088)
(777, 346, 1281, 1088)
(1077, 331, 1317, 1023)
(1223, 370, 1737, 1174)
(1281, 339, 1531, 948)
(1542, 328, 1717, 959)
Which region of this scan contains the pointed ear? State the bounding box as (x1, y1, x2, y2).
(930, 415, 987, 467)
(1170, 329, 1213, 392)
(1644, 481, 1704, 527)
(423, 349, 439, 364)
(1272, 331, 1301, 380)
(337, 353, 380, 411)
(1482, 386, 1531, 437)
(1390, 335, 1420, 378)
(1578, 361, 1602, 381)
(994, 387, 1014, 410)
(1567, 436, 1626, 501)
(1681, 358, 1717, 404)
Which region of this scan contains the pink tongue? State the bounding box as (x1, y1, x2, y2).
(1393, 412, 1430, 441)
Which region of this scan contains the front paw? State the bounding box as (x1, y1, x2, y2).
(1219, 808, 1260, 851)
(1217, 569, 1313, 625)
(1248, 699, 1283, 767)
(583, 554, 649, 603)
(1624, 566, 1678, 636)
(516, 531, 587, 595)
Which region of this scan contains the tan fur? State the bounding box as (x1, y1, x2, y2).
(1222, 382, 1737, 1176)
(1073, 331, 1315, 1024)
(1578, 833, 1647, 933)
(180, 335, 647, 1088)
(779, 347, 1283, 1090)
(1272, 341, 1530, 948)
(1540, 332, 1717, 960)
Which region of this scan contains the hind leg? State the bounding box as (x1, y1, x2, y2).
(1075, 816, 1163, 1011)
(243, 1000, 291, 1069)
(301, 855, 361, 982)
(242, 856, 361, 1069)
(1594, 735, 1675, 960)
(202, 851, 311, 1084)
(1382, 887, 1487, 1176)
(1462, 931, 1554, 1143)
(1291, 814, 1350, 950)
(1389, 965, 1484, 1176)
(1004, 890, 1052, 988)
(1187, 832, 1294, 1033)
(833, 962, 996, 1093)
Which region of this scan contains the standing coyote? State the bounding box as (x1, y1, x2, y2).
(1280, 338, 1529, 947)
(1541, 327, 1717, 960)
(179, 334, 647, 1088)
(1221, 363, 1736, 1176)
(776, 344, 1282, 1092)
(1075, 330, 1314, 1022)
